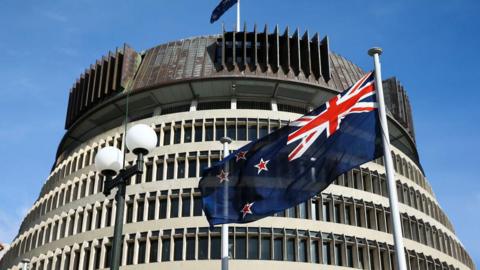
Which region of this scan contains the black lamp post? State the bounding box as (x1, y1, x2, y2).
(94, 124, 157, 270)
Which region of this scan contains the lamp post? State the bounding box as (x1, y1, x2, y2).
(94, 124, 157, 270)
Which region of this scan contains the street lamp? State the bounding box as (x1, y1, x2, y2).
(94, 124, 157, 270)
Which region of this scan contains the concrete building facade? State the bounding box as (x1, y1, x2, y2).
(0, 26, 475, 270)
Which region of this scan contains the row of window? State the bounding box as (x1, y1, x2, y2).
(46, 117, 429, 199)
(22, 148, 453, 239)
(11, 188, 472, 269)
(9, 227, 463, 270)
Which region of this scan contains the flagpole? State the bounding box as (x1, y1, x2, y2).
(236, 0, 240, 32)
(369, 47, 407, 270)
(220, 137, 232, 270)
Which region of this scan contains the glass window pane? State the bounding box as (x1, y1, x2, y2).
(323, 242, 331, 264)
(311, 240, 319, 263)
(177, 160, 185, 179)
(299, 239, 307, 262)
(184, 126, 192, 143)
(161, 238, 170, 261)
(259, 125, 268, 138)
(237, 124, 247, 140)
(149, 239, 158, 262)
(174, 238, 183, 261)
(174, 125, 181, 144)
(166, 161, 174, 179)
(170, 197, 179, 218)
(182, 196, 191, 217)
(335, 243, 342, 266)
(227, 124, 236, 140)
(156, 161, 164, 181)
(193, 197, 203, 216)
(159, 199, 167, 219)
(274, 238, 283, 261)
(137, 201, 144, 222)
(148, 200, 155, 220)
(186, 237, 195, 260)
(261, 237, 271, 260)
(211, 236, 221, 259)
(194, 125, 202, 142)
(216, 121, 225, 141)
(248, 236, 259, 259)
(205, 125, 213, 141)
(298, 202, 307, 219)
(347, 245, 353, 267)
(235, 236, 246, 259)
(138, 241, 146, 264)
(127, 242, 134, 265)
(198, 237, 208, 260)
(286, 238, 295, 261)
(199, 159, 208, 175)
(188, 159, 196, 178)
(163, 128, 171, 145)
(248, 124, 257, 141)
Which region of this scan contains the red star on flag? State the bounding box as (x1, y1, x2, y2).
(235, 151, 248, 162)
(254, 158, 270, 174)
(216, 170, 229, 183)
(241, 202, 254, 218)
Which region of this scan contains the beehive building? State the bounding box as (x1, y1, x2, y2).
(0, 25, 475, 270)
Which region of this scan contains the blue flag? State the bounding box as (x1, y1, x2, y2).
(210, 0, 238, 23)
(199, 72, 383, 227)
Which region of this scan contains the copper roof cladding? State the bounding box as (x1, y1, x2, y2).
(62, 24, 415, 146)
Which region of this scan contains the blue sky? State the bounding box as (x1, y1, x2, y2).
(0, 0, 479, 265)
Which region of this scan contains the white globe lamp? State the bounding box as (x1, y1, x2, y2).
(94, 146, 123, 176)
(126, 124, 157, 155)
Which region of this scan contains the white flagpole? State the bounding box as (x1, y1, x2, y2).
(368, 47, 408, 270)
(220, 137, 232, 270)
(236, 0, 240, 32)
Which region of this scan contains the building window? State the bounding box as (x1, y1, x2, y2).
(159, 198, 167, 219)
(298, 238, 307, 262)
(126, 201, 133, 223)
(194, 121, 203, 142)
(193, 196, 203, 216)
(186, 237, 195, 260)
(170, 197, 179, 218)
(198, 236, 208, 260)
(311, 240, 319, 263)
(211, 236, 221, 259)
(126, 241, 134, 265)
(248, 235, 259, 259)
(261, 236, 271, 260)
(322, 202, 330, 222)
(334, 243, 342, 266)
(137, 200, 144, 222)
(184, 123, 192, 143)
(205, 122, 214, 141)
(274, 238, 283, 261)
(156, 159, 164, 181)
(150, 239, 158, 262)
(286, 238, 295, 261)
(177, 159, 185, 179)
(234, 235, 246, 259)
(182, 195, 191, 217)
(188, 159, 196, 178)
(148, 199, 155, 220)
(323, 242, 331, 265)
(174, 237, 183, 261)
(346, 245, 353, 267)
(161, 238, 171, 261)
(166, 160, 174, 180)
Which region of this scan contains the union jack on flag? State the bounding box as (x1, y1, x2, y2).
(200, 72, 383, 227)
(287, 72, 377, 161)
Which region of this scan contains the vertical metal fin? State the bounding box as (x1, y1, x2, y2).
(242, 22, 247, 70)
(300, 30, 311, 79)
(279, 26, 290, 75)
(88, 64, 96, 103)
(250, 23, 258, 70)
(83, 69, 91, 108)
(78, 74, 85, 112)
(320, 36, 331, 81)
(290, 28, 300, 76)
(99, 56, 108, 98)
(221, 24, 226, 69)
(268, 25, 279, 72)
(257, 25, 268, 72)
(231, 27, 236, 70)
(310, 33, 321, 80)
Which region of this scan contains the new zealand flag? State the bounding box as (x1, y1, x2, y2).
(199, 72, 383, 227)
(210, 0, 238, 23)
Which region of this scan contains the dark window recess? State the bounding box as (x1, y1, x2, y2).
(174, 238, 183, 261)
(149, 239, 158, 262)
(197, 101, 231, 110)
(161, 238, 170, 261)
(237, 101, 271, 110)
(186, 237, 195, 260)
(277, 103, 308, 114)
(161, 104, 190, 115)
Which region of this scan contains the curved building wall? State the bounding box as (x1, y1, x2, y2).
(0, 29, 475, 270)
